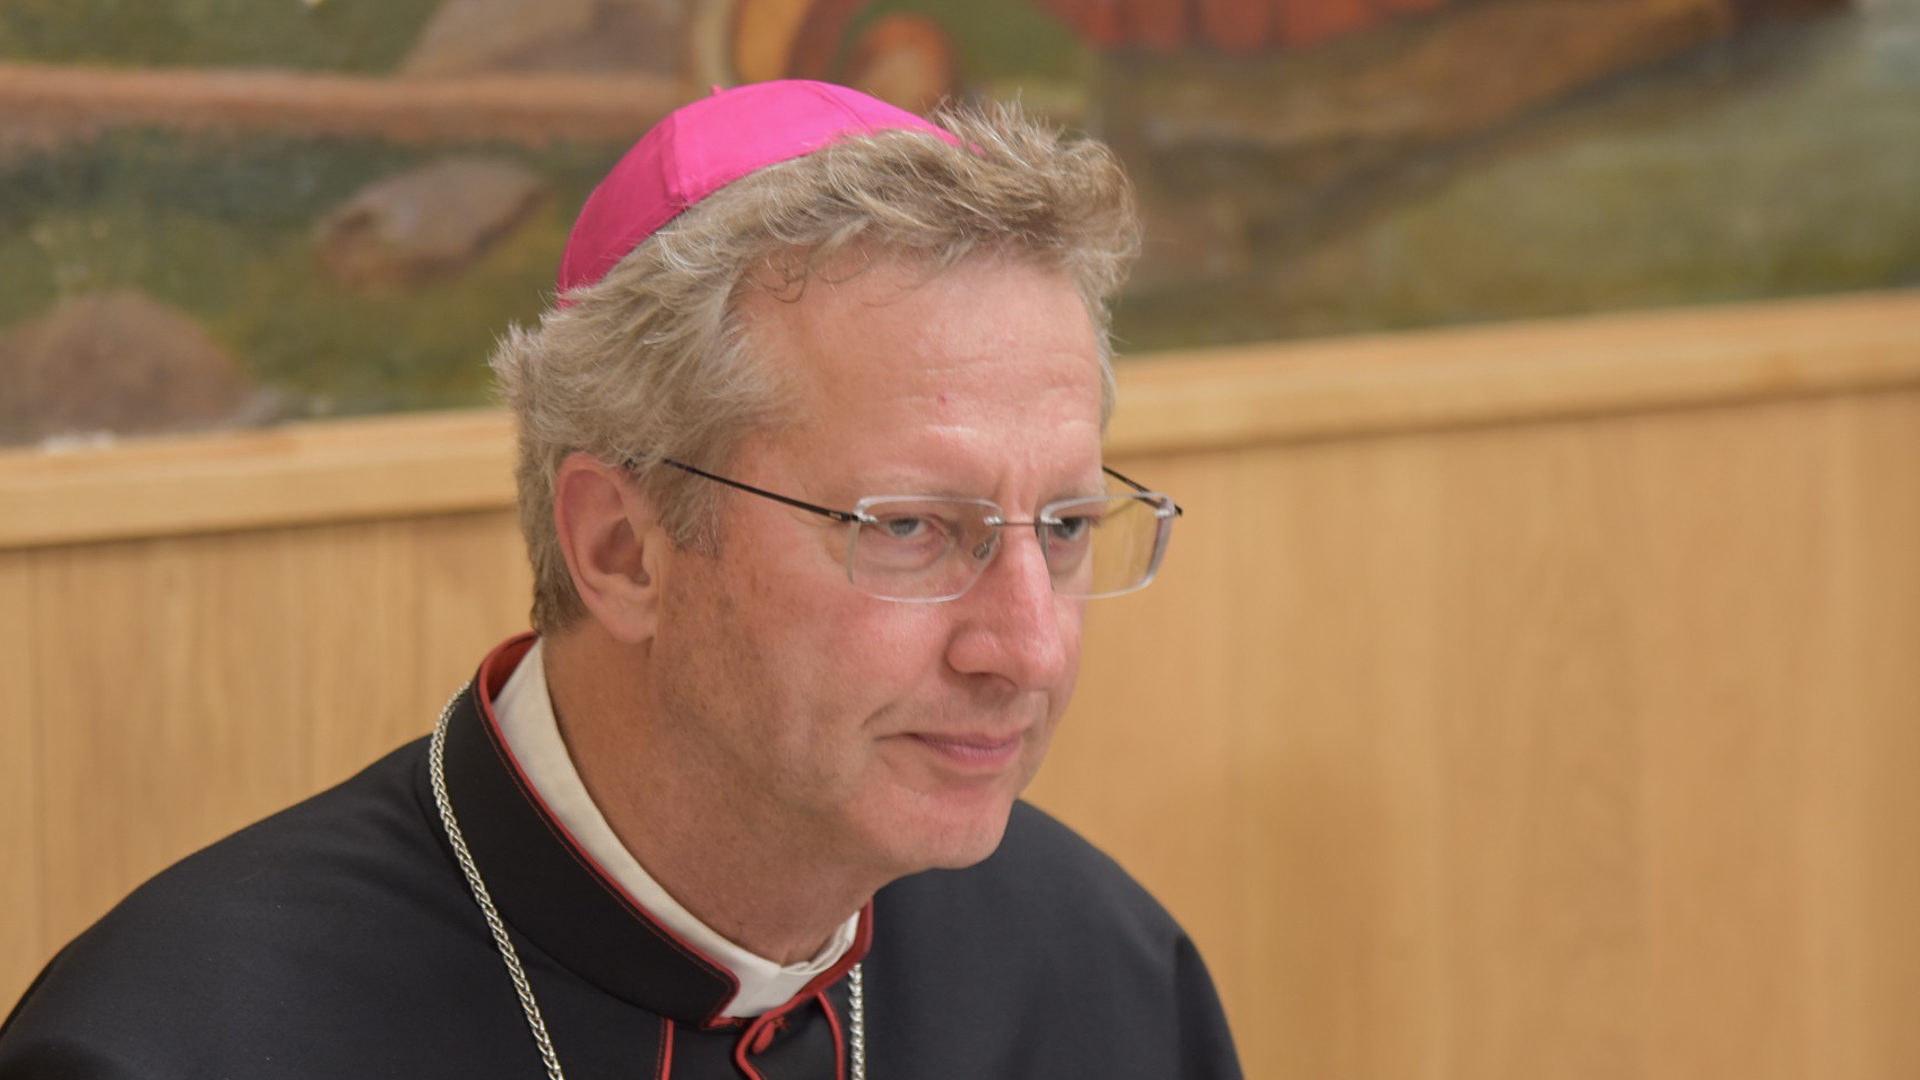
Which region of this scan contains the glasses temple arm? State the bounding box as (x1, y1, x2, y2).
(1102, 465, 1185, 517)
(655, 459, 865, 524)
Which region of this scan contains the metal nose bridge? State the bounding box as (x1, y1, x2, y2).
(969, 516, 1054, 567)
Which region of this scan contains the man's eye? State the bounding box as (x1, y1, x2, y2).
(1047, 514, 1098, 544)
(876, 515, 942, 542)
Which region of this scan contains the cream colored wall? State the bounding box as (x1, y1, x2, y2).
(4, 290, 1918, 1079)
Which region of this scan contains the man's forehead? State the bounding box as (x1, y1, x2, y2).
(740, 246, 1090, 352)
(754, 262, 1093, 404)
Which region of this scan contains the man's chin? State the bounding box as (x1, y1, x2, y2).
(871, 792, 1019, 875)
(918, 828, 1011, 871)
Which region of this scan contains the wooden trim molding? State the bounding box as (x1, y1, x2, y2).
(2, 410, 517, 551)
(1110, 287, 1920, 456)
(5, 288, 1918, 552)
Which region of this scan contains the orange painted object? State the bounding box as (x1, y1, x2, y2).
(787, 0, 871, 79)
(737, 0, 1846, 78)
(1274, 0, 1381, 47)
(1127, 0, 1191, 51)
(1039, 0, 1129, 47)
(1030, 0, 1464, 52)
(842, 14, 958, 113)
(1197, 0, 1276, 54)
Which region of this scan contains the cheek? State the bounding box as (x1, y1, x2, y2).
(718, 561, 955, 720)
(1056, 596, 1088, 672)
(809, 605, 956, 705)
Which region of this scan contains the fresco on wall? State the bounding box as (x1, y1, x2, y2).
(1, 0, 1915, 446)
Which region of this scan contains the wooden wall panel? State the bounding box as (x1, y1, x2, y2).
(1828, 392, 1920, 1078)
(294, 518, 435, 790)
(19, 514, 539, 973)
(294, 511, 531, 791)
(30, 533, 317, 954)
(1034, 388, 1920, 1080)
(1626, 399, 1831, 1080)
(399, 509, 536, 757)
(3, 291, 1917, 1078)
(0, 554, 42, 1009)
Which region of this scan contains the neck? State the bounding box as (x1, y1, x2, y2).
(543, 630, 880, 965)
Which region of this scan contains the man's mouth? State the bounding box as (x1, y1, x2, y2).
(905, 731, 1025, 769)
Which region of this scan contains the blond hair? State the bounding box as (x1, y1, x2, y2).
(491, 100, 1141, 633)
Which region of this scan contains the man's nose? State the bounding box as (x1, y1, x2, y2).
(944, 527, 1075, 691)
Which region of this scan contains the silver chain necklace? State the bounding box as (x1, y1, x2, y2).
(428, 692, 867, 1080)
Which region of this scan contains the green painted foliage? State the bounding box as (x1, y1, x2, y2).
(0, 0, 440, 71)
(2, 129, 624, 418)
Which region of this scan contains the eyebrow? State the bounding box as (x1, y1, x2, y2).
(660, 459, 1130, 509)
(864, 470, 1115, 502)
(858, 467, 1135, 506)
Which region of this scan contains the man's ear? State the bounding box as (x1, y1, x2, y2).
(552, 452, 668, 645)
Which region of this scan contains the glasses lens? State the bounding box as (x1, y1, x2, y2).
(846, 492, 1175, 602)
(1042, 493, 1172, 599)
(848, 498, 998, 602)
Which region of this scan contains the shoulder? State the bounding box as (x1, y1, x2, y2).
(0, 740, 505, 1077)
(67, 737, 447, 950)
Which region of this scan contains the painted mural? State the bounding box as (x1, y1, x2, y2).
(1, 0, 1915, 445)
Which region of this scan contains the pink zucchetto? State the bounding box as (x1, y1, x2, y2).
(555, 80, 961, 300)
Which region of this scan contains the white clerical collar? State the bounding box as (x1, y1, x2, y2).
(490, 637, 859, 1018)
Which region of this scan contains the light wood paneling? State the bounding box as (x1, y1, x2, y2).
(1867, 411, 1920, 1075)
(294, 519, 435, 791)
(1109, 288, 1920, 456)
(1807, 391, 1920, 1078)
(1, 409, 516, 551)
(1032, 388, 1920, 1080)
(300, 510, 533, 790)
(405, 511, 536, 712)
(0, 554, 42, 1007)
(31, 533, 317, 951)
(3, 292, 1918, 1078)
(18, 513, 534, 979)
(1625, 400, 1829, 1080)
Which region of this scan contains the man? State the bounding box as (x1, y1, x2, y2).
(0, 81, 1241, 1079)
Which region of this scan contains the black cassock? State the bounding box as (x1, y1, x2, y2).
(0, 638, 1243, 1079)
